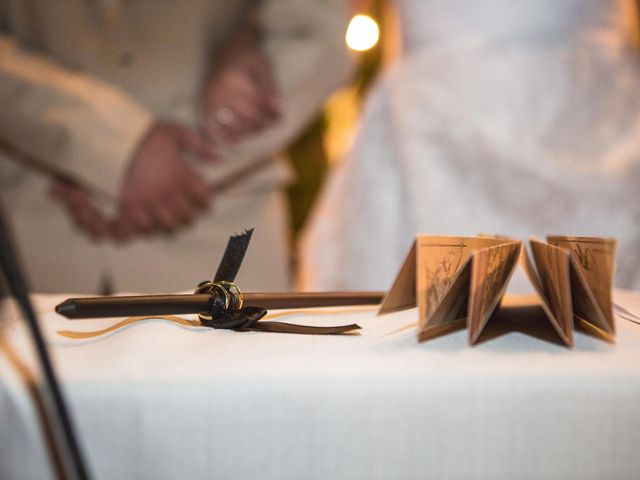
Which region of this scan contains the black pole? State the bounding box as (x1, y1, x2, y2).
(0, 206, 91, 480)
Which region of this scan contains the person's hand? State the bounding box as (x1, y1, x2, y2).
(202, 47, 280, 145)
(112, 122, 214, 241)
(50, 179, 110, 239)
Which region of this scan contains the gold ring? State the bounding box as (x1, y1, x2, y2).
(194, 281, 230, 321)
(216, 281, 244, 310)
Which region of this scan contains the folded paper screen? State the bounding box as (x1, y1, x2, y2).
(379, 235, 616, 347)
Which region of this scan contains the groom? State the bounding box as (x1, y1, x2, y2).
(0, 0, 353, 293)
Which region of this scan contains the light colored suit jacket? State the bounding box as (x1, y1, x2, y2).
(0, 0, 353, 292)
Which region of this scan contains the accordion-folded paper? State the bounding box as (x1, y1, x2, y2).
(379, 236, 616, 347)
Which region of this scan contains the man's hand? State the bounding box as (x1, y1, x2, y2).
(202, 46, 280, 145)
(50, 180, 110, 239)
(112, 122, 214, 240)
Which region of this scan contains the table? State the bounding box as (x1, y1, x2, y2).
(1, 291, 640, 479)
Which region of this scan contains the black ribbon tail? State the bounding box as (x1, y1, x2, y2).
(213, 229, 254, 283)
(248, 322, 361, 335)
(199, 306, 361, 335)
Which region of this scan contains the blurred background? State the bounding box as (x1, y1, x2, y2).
(286, 0, 393, 248)
(2, 0, 639, 293)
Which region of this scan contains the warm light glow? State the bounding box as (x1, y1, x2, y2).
(346, 14, 380, 52)
(324, 87, 360, 164)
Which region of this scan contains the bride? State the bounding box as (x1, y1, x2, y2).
(301, 0, 640, 291)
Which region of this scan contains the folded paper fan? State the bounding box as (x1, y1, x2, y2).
(379, 235, 616, 347)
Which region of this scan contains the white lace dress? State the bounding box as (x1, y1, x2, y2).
(301, 0, 640, 291)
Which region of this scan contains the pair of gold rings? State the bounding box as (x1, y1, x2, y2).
(194, 280, 244, 322)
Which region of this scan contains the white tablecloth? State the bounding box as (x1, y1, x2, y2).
(1, 291, 640, 480)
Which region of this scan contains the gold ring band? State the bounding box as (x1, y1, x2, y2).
(194, 280, 243, 322)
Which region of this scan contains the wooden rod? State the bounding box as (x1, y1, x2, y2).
(56, 292, 385, 319)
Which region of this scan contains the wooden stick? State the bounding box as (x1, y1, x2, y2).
(56, 292, 385, 319)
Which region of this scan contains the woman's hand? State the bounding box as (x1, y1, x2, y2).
(202, 33, 280, 145)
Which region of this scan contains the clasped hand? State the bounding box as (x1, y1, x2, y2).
(51, 121, 213, 241)
(51, 43, 280, 242)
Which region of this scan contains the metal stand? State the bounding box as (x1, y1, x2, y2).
(0, 205, 90, 480)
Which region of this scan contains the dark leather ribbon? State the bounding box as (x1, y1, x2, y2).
(213, 229, 254, 283)
(199, 306, 361, 335)
(196, 230, 361, 335)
